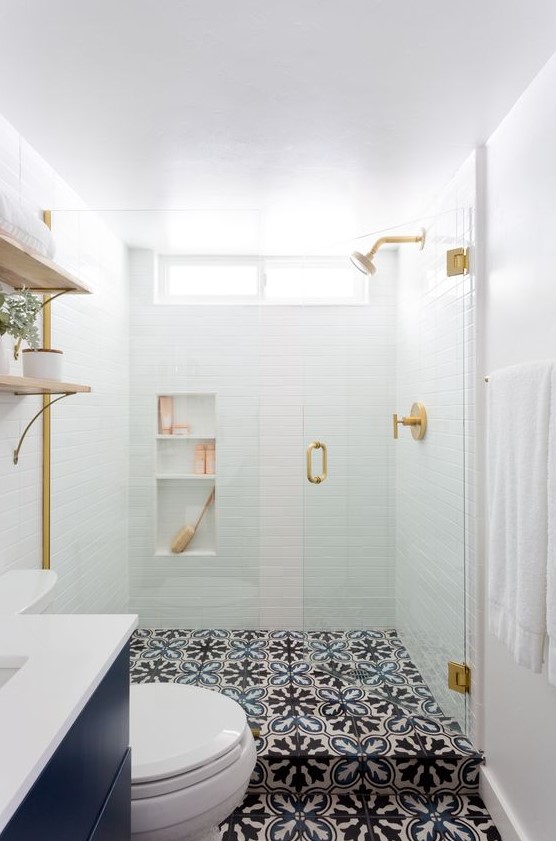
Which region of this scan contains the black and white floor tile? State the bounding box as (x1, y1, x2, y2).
(131, 628, 458, 722)
(130, 628, 495, 837)
(219, 791, 501, 841)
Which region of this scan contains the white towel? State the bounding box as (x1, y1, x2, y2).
(0, 188, 55, 259)
(487, 360, 553, 672)
(548, 366, 556, 685)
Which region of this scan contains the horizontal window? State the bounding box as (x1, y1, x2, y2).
(163, 261, 259, 300)
(157, 256, 365, 305)
(264, 263, 358, 301)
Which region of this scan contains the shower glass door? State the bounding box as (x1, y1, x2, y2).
(301, 276, 397, 688)
(302, 207, 471, 733)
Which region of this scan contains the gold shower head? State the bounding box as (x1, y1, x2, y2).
(350, 251, 378, 275)
(350, 230, 426, 276)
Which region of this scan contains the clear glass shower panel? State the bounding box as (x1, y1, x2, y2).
(302, 295, 397, 683)
(301, 212, 472, 734)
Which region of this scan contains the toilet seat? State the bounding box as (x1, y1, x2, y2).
(130, 683, 248, 792)
(131, 730, 256, 841)
(130, 684, 257, 841)
(132, 737, 247, 799)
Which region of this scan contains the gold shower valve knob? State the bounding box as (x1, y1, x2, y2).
(392, 402, 427, 440)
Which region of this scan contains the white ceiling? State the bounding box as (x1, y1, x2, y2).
(1, 0, 556, 253)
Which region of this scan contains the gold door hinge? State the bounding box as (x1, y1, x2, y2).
(446, 247, 469, 276)
(448, 661, 471, 694)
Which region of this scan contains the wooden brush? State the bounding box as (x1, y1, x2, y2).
(170, 489, 215, 554)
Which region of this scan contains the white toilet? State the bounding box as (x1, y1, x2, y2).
(0, 569, 256, 841)
(130, 682, 256, 841)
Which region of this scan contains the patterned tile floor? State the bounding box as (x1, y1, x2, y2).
(220, 791, 502, 841)
(130, 629, 499, 840)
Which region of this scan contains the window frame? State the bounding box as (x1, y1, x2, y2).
(156, 255, 367, 305)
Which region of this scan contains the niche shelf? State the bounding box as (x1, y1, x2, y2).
(155, 393, 216, 556)
(156, 474, 215, 480)
(155, 550, 216, 558)
(156, 434, 215, 441)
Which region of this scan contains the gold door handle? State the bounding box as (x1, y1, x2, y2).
(393, 402, 427, 440)
(307, 441, 328, 484)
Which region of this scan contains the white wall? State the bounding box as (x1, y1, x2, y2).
(396, 155, 476, 732)
(481, 52, 556, 841)
(128, 248, 397, 629)
(0, 113, 129, 614)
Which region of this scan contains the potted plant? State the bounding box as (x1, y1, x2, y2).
(0, 289, 64, 380)
(0, 289, 41, 375)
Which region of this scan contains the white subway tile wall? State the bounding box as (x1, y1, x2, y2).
(129, 249, 397, 630)
(396, 154, 476, 734)
(0, 112, 129, 614)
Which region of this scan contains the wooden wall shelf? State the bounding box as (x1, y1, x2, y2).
(0, 232, 91, 294)
(0, 375, 91, 396)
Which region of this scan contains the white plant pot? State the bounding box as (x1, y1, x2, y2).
(22, 348, 63, 381)
(0, 335, 11, 375)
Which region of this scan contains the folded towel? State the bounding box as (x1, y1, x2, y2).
(0, 188, 55, 259)
(487, 360, 553, 672)
(548, 366, 556, 685)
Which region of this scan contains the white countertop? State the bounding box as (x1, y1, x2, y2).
(0, 613, 137, 834)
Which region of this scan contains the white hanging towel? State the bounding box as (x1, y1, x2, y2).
(487, 360, 553, 672)
(548, 365, 556, 686)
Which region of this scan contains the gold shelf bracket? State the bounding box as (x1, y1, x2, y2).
(13, 392, 72, 465)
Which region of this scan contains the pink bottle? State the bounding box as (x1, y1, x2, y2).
(205, 442, 215, 475)
(193, 444, 206, 474)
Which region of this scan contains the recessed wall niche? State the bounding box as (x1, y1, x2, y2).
(155, 393, 216, 556)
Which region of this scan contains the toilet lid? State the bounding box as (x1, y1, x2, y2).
(130, 684, 247, 783)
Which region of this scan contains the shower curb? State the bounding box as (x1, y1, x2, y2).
(250, 750, 484, 796)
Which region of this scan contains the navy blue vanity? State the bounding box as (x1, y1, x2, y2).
(0, 616, 136, 841)
(0, 644, 131, 841)
(0, 645, 131, 841)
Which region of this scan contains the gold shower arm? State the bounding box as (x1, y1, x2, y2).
(368, 235, 425, 259)
(351, 230, 426, 275)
